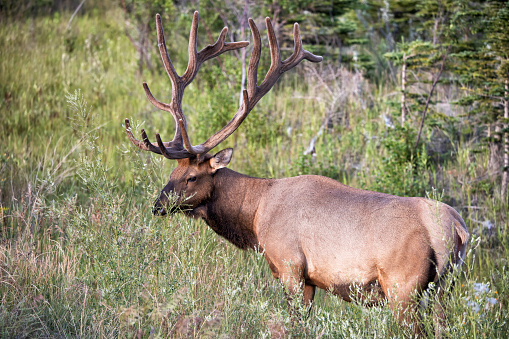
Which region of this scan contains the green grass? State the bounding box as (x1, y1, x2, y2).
(1, 8, 508, 338)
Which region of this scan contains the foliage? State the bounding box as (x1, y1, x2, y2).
(371, 125, 430, 197)
(447, 0, 509, 196)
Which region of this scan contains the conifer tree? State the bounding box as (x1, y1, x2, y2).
(450, 0, 509, 199)
(485, 0, 509, 199)
(383, 0, 456, 143)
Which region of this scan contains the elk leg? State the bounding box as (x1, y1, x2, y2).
(419, 286, 447, 338)
(303, 284, 316, 306)
(303, 284, 316, 316)
(433, 301, 446, 338)
(280, 271, 303, 298)
(264, 257, 306, 310)
(431, 280, 451, 338)
(279, 269, 307, 314)
(389, 297, 419, 330)
(383, 280, 424, 337)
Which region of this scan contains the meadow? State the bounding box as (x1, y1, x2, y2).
(1, 6, 508, 338)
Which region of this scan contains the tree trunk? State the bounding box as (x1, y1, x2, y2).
(501, 79, 509, 199)
(489, 129, 502, 177)
(401, 53, 407, 126)
(415, 45, 451, 149)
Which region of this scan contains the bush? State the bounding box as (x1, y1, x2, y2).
(371, 125, 430, 197)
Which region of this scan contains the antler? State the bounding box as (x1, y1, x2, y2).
(125, 12, 322, 158)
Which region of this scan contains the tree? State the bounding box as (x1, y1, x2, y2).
(484, 0, 509, 199)
(120, 0, 176, 74)
(255, 0, 369, 72)
(450, 0, 509, 199)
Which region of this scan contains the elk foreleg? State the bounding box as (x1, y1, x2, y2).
(280, 270, 304, 301)
(279, 269, 317, 318)
(264, 255, 314, 313)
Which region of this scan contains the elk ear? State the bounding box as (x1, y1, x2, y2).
(210, 148, 233, 173)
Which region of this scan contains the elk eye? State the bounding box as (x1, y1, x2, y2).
(187, 176, 197, 183)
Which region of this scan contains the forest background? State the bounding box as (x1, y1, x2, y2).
(0, 0, 508, 337)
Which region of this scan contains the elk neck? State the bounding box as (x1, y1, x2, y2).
(201, 168, 273, 250)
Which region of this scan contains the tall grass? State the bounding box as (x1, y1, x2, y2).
(1, 7, 508, 338)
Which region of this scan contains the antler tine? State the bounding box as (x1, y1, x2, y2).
(266, 17, 282, 74)
(282, 23, 323, 72)
(142, 82, 184, 145)
(155, 133, 173, 159)
(248, 18, 322, 108)
(179, 119, 205, 155)
(182, 11, 249, 86)
(182, 11, 200, 86)
(156, 14, 180, 89)
(197, 27, 250, 64)
(125, 118, 161, 153)
(140, 128, 162, 153)
(142, 82, 173, 112)
(247, 18, 261, 99)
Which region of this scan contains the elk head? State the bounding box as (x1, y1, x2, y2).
(152, 149, 233, 216)
(125, 12, 321, 216)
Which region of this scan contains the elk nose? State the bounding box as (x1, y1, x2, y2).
(153, 200, 167, 216)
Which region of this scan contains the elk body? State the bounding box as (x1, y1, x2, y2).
(126, 12, 469, 329)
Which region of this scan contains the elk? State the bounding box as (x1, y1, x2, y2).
(125, 11, 469, 330)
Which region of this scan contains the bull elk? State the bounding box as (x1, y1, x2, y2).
(125, 11, 469, 331)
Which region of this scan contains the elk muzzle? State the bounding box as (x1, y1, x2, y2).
(153, 195, 181, 216)
(153, 182, 178, 216)
(153, 198, 168, 216)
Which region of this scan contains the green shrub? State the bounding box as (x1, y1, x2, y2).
(371, 125, 430, 197)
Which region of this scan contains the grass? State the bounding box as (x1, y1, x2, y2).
(1, 7, 508, 338)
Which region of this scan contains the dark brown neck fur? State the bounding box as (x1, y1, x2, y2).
(199, 168, 271, 250)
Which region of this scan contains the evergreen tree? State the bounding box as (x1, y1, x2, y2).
(383, 0, 457, 145)
(450, 0, 509, 198)
(256, 0, 371, 72)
